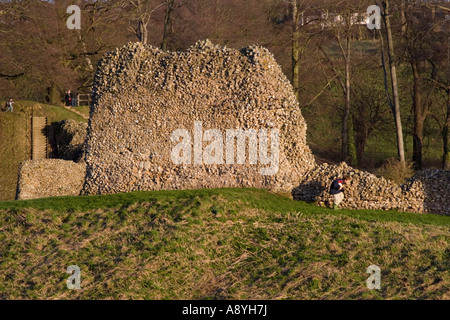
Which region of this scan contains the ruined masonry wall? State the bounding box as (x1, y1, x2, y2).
(82, 40, 316, 195)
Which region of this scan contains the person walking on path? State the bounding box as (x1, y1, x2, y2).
(329, 175, 351, 210)
(5, 98, 14, 112)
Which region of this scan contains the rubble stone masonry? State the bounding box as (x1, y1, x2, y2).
(81, 40, 316, 195)
(292, 162, 449, 215)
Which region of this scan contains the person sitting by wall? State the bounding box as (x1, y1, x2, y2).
(329, 175, 351, 210)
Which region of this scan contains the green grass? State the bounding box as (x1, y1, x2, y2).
(12, 101, 88, 123)
(0, 188, 448, 300)
(0, 188, 448, 226)
(71, 106, 90, 117)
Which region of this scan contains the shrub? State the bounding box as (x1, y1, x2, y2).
(377, 158, 415, 184)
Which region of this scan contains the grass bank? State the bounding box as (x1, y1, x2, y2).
(0, 188, 448, 300)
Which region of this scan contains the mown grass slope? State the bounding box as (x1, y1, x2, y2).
(0, 188, 448, 300)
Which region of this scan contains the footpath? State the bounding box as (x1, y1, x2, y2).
(64, 106, 89, 120)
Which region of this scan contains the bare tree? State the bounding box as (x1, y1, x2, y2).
(287, 0, 321, 102)
(380, 0, 406, 164)
(352, 77, 391, 168)
(119, 0, 167, 44)
(290, 0, 302, 101)
(318, 0, 363, 163)
(398, 1, 449, 170)
(0, 0, 132, 101)
(421, 1, 450, 170)
(334, 12, 353, 163)
(444, 84, 450, 170)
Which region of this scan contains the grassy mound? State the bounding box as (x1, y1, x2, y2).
(0, 188, 448, 300)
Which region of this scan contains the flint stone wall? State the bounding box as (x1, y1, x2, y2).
(16, 159, 86, 200)
(292, 162, 450, 215)
(82, 40, 316, 195)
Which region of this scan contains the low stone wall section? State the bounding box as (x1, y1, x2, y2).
(292, 162, 449, 215)
(16, 159, 86, 200)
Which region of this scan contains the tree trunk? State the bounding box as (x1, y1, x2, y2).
(443, 87, 450, 170)
(355, 133, 366, 168)
(77, 33, 94, 72)
(292, 1, 300, 101)
(342, 33, 351, 162)
(353, 113, 367, 168)
(400, 0, 406, 36)
(348, 112, 357, 166)
(161, 0, 175, 51)
(382, 0, 406, 164)
(443, 30, 450, 170)
(138, 19, 148, 44)
(411, 61, 425, 170)
(74, 0, 93, 72)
